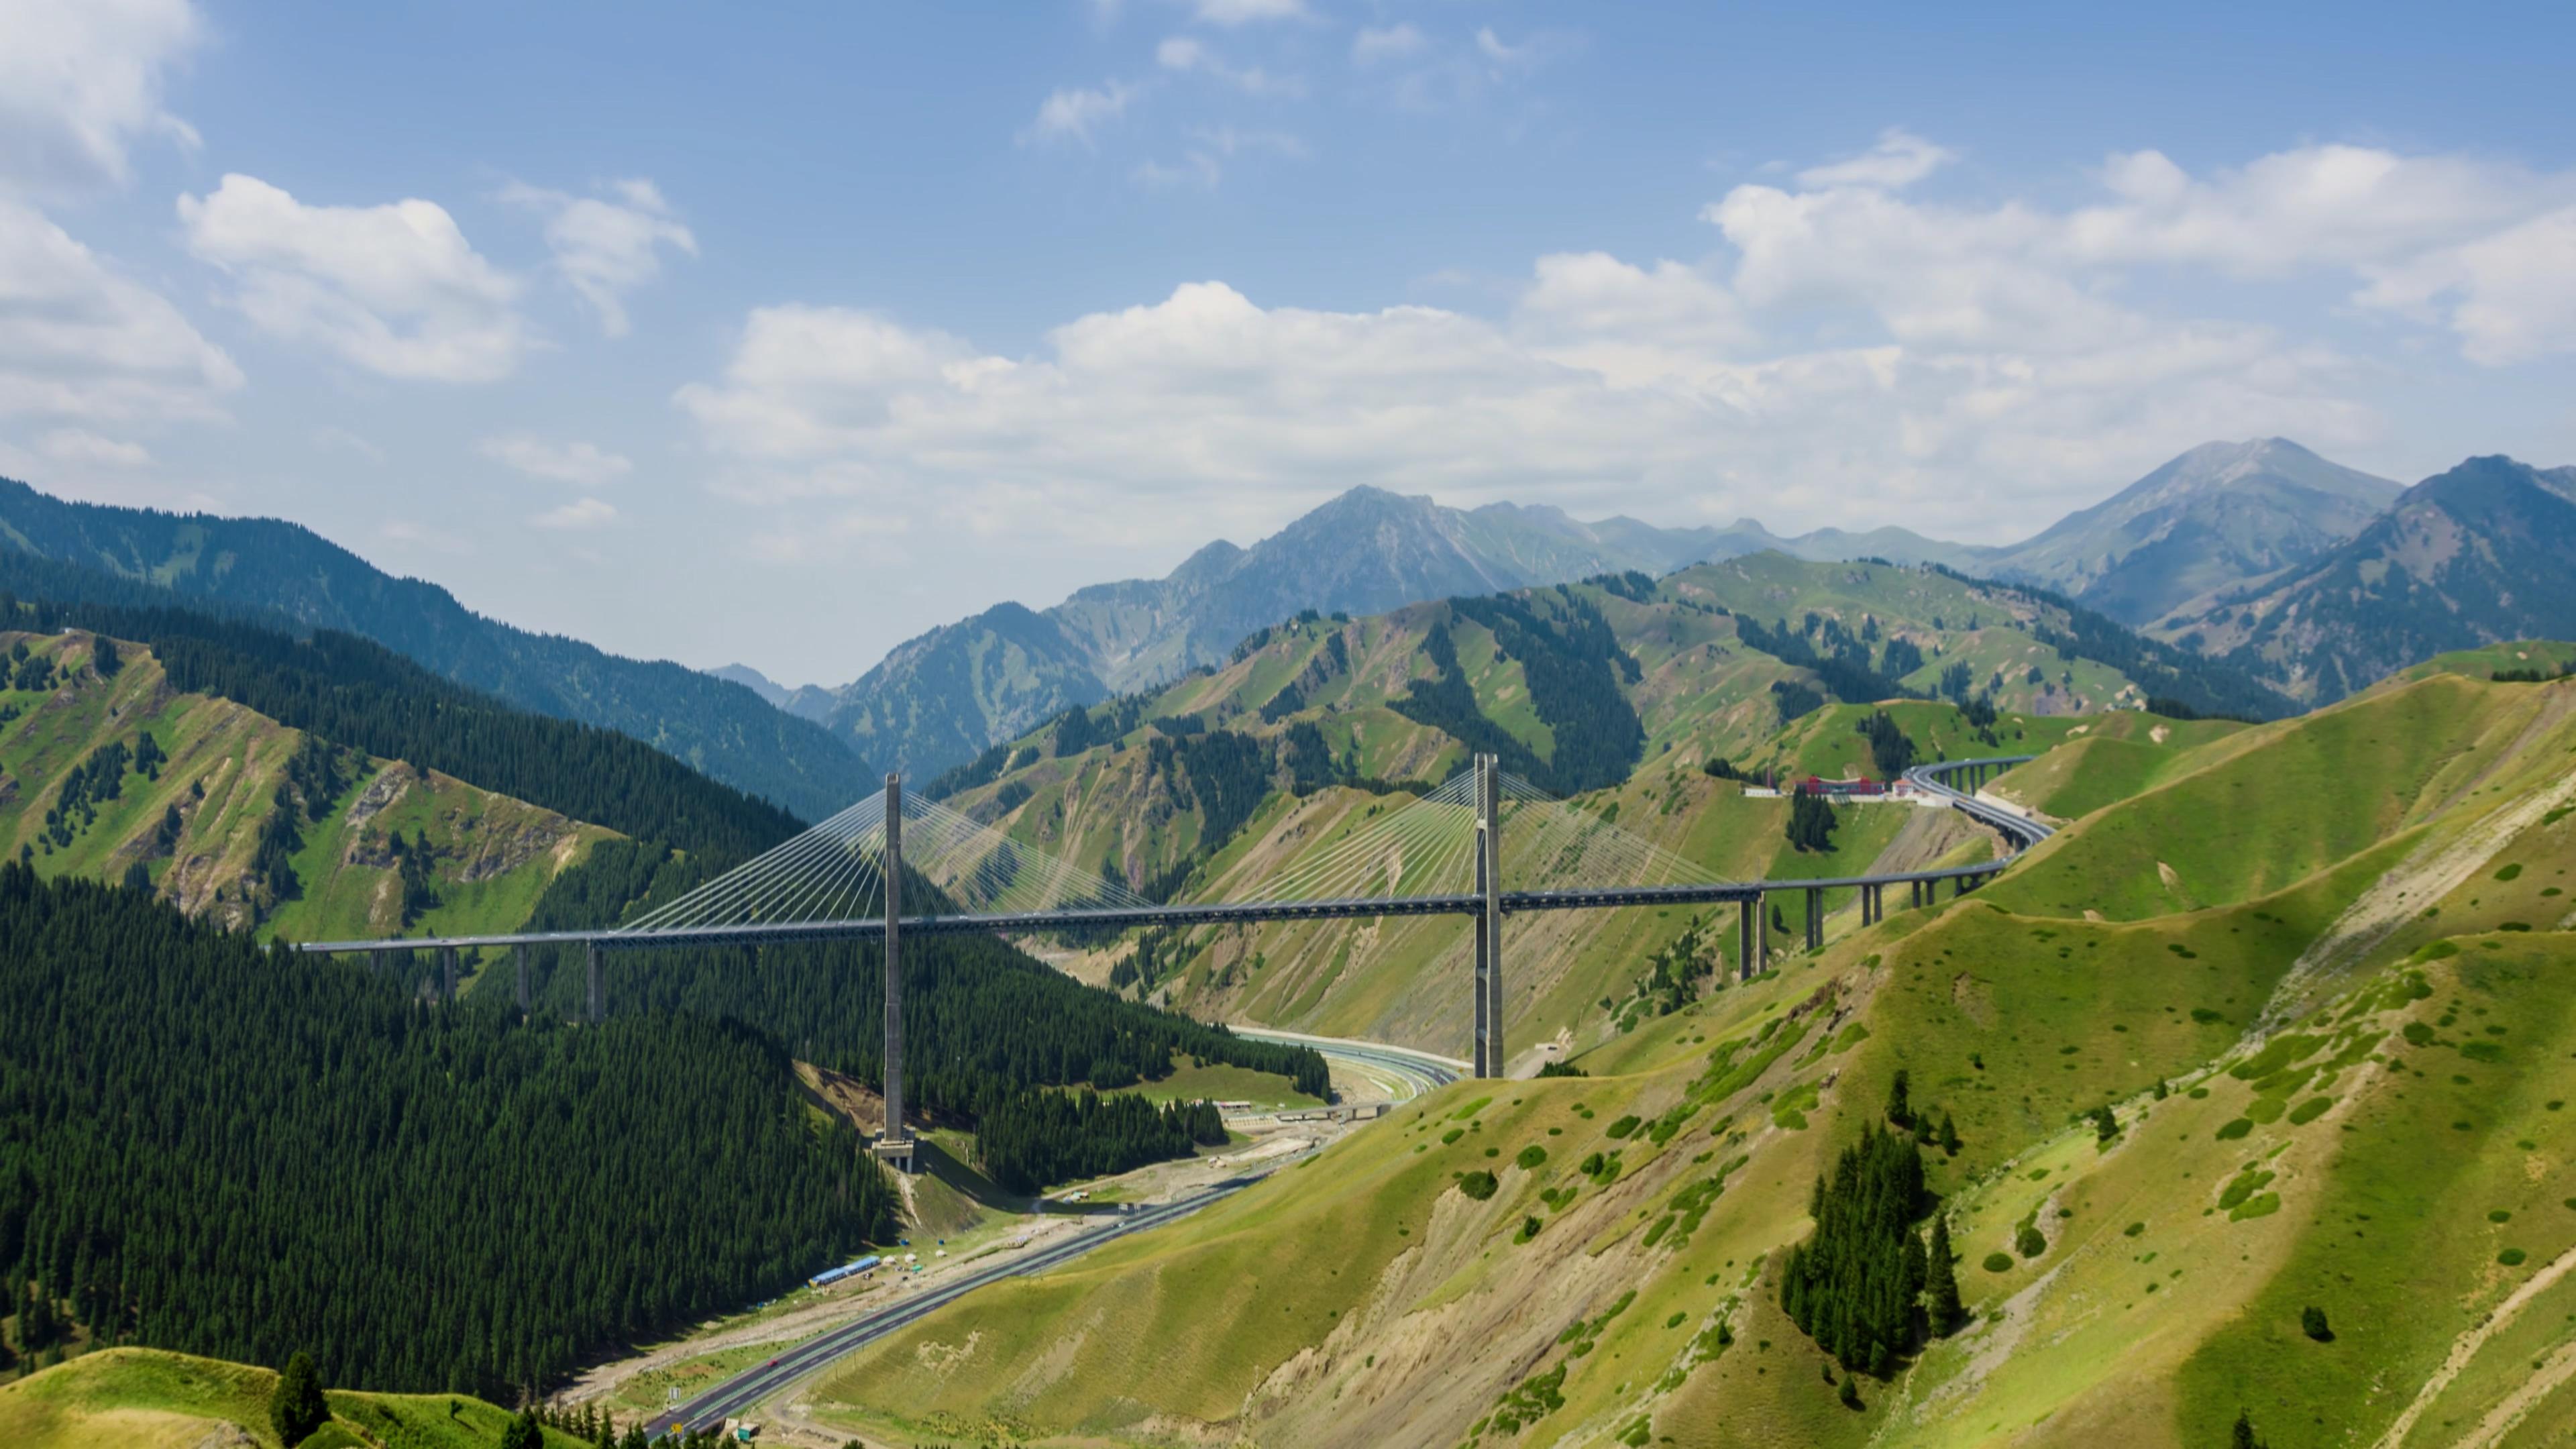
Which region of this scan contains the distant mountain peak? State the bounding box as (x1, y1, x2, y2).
(1988, 437, 2400, 625)
(706, 662, 792, 708)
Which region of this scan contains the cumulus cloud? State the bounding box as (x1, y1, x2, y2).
(531, 496, 616, 530)
(1155, 36, 1302, 96)
(178, 174, 531, 382)
(1795, 127, 1957, 191)
(0, 0, 202, 192)
(672, 133, 2576, 555)
(503, 178, 696, 337)
(0, 195, 241, 423)
(1350, 24, 1426, 66)
(1021, 80, 1139, 148)
(480, 434, 633, 487)
(1473, 26, 1581, 75)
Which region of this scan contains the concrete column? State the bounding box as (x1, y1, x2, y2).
(1483, 757, 1504, 1072)
(1756, 893, 1770, 969)
(1737, 897, 1757, 983)
(883, 774, 908, 1161)
(1805, 887, 1823, 951)
(513, 945, 529, 1014)
(585, 940, 603, 1023)
(439, 945, 457, 1004)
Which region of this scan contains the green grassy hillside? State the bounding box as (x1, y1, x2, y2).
(798, 669, 2576, 1448)
(0, 631, 610, 941)
(0, 1349, 592, 1449)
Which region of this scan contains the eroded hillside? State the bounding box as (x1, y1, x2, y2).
(0, 629, 611, 941)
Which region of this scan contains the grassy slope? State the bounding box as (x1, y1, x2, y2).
(0, 632, 610, 941)
(0, 1349, 590, 1449)
(938, 557, 2210, 916)
(804, 669, 2576, 1448)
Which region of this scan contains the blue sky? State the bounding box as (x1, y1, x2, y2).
(3, 1, 2573, 685)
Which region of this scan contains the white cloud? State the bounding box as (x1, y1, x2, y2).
(673, 133, 2576, 555)
(0, 0, 202, 192)
(2356, 206, 2576, 366)
(39, 428, 150, 466)
(1191, 0, 1306, 24)
(1795, 127, 1957, 191)
(1473, 26, 1581, 74)
(503, 178, 696, 337)
(1155, 36, 1302, 96)
(531, 496, 617, 530)
(1351, 24, 1426, 66)
(0, 195, 241, 423)
(1020, 81, 1139, 148)
(480, 433, 634, 487)
(178, 174, 531, 382)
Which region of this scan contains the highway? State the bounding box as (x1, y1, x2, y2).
(1234, 1027, 1466, 1097)
(648, 1171, 1273, 1440)
(1903, 756, 2053, 848)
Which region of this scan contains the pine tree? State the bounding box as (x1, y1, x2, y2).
(270, 1351, 329, 1446)
(498, 1409, 543, 1449)
(1937, 1112, 1961, 1157)
(2301, 1305, 2332, 1342)
(1885, 1069, 1911, 1127)
(1925, 1217, 1963, 1334)
(2231, 1409, 2267, 1449)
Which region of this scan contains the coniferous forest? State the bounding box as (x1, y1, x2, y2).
(499, 840, 1328, 1191)
(0, 552, 802, 860)
(0, 868, 898, 1396)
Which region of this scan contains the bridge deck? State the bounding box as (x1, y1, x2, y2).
(293, 756, 2047, 956)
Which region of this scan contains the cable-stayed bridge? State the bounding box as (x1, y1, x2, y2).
(297, 754, 2045, 1166)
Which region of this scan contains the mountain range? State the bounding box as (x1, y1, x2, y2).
(742, 437, 2429, 782)
(0, 478, 871, 821)
(2154, 454, 2576, 700)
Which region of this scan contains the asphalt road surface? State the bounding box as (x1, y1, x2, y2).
(649, 1170, 1271, 1440)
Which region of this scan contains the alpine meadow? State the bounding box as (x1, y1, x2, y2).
(3, 3, 2575, 1448)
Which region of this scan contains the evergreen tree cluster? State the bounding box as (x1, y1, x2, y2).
(1853, 710, 1916, 777)
(1786, 784, 1839, 853)
(1733, 614, 1913, 707)
(1389, 590, 1646, 797)
(7, 640, 55, 693)
(38, 738, 131, 850)
(1778, 1125, 1957, 1375)
(975, 1092, 1228, 1194)
(1637, 914, 1719, 1016)
(500, 841, 1327, 1189)
(0, 867, 899, 1397)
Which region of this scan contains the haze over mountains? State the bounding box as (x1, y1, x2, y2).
(729, 437, 2440, 782)
(0, 432, 2547, 812)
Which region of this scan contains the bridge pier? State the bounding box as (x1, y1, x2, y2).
(514, 944, 529, 1014)
(439, 945, 458, 1004)
(1737, 897, 1757, 982)
(585, 940, 603, 1023)
(1805, 887, 1823, 951)
(1472, 754, 1503, 1079)
(875, 774, 916, 1173)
